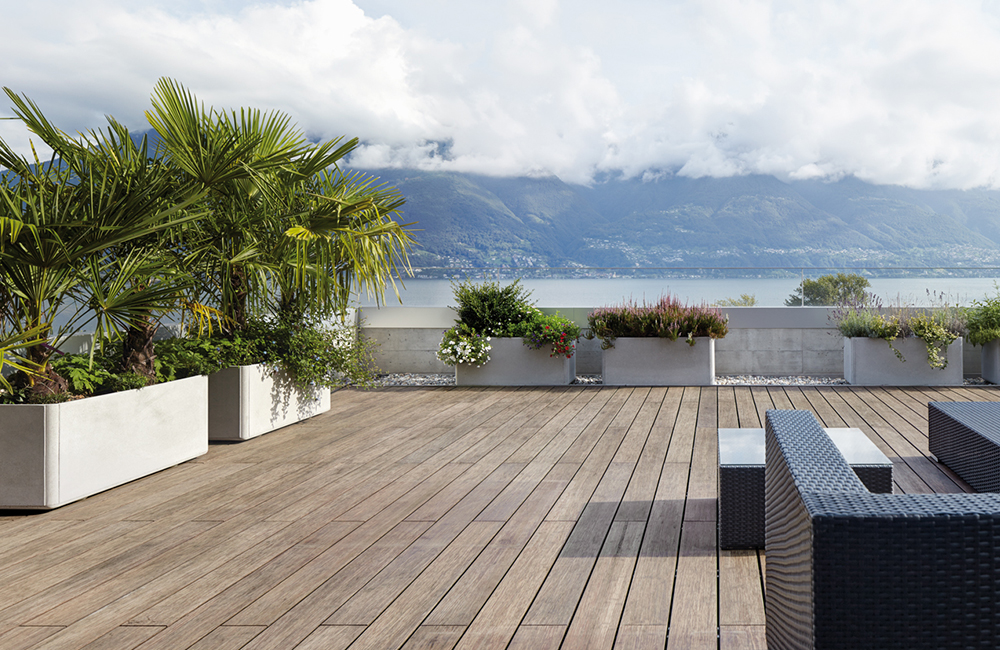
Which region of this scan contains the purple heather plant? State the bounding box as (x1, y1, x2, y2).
(587, 295, 729, 350)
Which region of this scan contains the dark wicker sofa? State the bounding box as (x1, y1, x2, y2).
(764, 409, 1000, 650)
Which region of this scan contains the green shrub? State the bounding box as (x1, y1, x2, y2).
(587, 296, 729, 350)
(966, 290, 1000, 347)
(451, 279, 536, 336)
(438, 280, 580, 365)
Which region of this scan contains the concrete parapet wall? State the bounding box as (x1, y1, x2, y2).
(360, 306, 983, 377)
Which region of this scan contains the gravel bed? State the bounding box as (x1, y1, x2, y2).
(372, 373, 992, 387)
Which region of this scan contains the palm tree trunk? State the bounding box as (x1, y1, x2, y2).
(120, 318, 158, 384)
(18, 343, 68, 399)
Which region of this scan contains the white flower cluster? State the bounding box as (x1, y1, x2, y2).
(437, 331, 491, 367)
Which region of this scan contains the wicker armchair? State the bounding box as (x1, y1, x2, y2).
(764, 409, 1000, 650)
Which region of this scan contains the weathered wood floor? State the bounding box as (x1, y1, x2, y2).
(1, 384, 996, 650)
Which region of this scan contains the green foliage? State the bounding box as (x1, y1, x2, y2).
(451, 279, 536, 336)
(239, 314, 379, 390)
(907, 312, 959, 370)
(440, 280, 580, 364)
(587, 296, 729, 350)
(966, 289, 1000, 347)
(153, 336, 257, 382)
(437, 323, 492, 367)
(715, 294, 758, 307)
(158, 316, 380, 390)
(49, 353, 118, 395)
(785, 273, 871, 306)
(3, 350, 169, 403)
(832, 295, 965, 369)
(510, 311, 581, 358)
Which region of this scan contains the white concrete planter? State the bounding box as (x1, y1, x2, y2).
(601, 337, 716, 386)
(982, 340, 1000, 384)
(456, 338, 576, 386)
(209, 363, 332, 441)
(843, 336, 963, 386)
(0, 375, 208, 510)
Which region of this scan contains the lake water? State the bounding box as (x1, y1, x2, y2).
(359, 277, 1000, 308)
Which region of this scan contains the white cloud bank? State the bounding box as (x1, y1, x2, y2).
(4, 0, 1000, 188)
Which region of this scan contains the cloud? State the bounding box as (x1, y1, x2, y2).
(4, 0, 1000, 188)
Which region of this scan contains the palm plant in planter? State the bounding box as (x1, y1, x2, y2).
(0, 88, 211, 509)
(0, 88, 207, 399)
(587, 295, 728, 386)
(147, 79, 414, 439)
(437, 280, 581, 386)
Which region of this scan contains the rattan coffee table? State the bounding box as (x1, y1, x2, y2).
(929, 401, 1000, 492)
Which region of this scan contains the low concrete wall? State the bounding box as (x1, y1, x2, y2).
(361, 306, 983, 377)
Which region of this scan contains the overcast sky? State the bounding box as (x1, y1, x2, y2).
(4, 0, 1000, 188)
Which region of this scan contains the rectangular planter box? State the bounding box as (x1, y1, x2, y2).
(602, 337, 716, 386)
(456, 338, 576, 386)
(983, 339, 1000, 384)
(844, 336, 963, 386)
(0, 375, 208, 509)
(209, 364, 332, 441)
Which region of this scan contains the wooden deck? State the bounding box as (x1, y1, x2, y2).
(1, 384, 997, 650)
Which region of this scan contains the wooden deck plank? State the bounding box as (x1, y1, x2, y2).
(720, 626, 768, 650)
(684, 388, 718, 523)
(79, 626, 164, 650)
(1, 386, 996, 650)
(507, 625, 567, 649)
(125, 520, 359, 627)
(455, 521, 575, 650)
(620, 464, 687, 626)
(425, 466, 575, 626)
(0, 626, 63, 650)
(717, 386, 739, 428)
(616, 387, 676, 522)
(286, 625, 364, 650)
(400, 625, 465, 650)
(666, 519, 717, 649)
(185, 626, 266, 650)
(561, 520, 644, 649)
(614, 625, 668, 649)
(734, 386, 761, 427)
(719, 550, 765, 626)
(767, 386, 795, 410)
(748, 386, 775, 425)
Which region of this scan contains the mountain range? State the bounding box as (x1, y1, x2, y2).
(363, 169, 1000, 273)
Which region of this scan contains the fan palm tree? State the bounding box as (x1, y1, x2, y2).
(0, 89, 206, 395)
(146, 78, 415, 331)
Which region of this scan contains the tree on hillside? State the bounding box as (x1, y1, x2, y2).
(784, 273, 870, 306)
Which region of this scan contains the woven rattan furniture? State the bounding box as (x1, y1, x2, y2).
(928, 401, 1000, 492)
(765, 409, 1000, 650)
(718, 427, 892, 549)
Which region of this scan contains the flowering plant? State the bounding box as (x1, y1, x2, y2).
(587, 295, 729, 350)
(832, 292, 965, 370)
(510, 310, 581, 358)
(437, 323, 491, 367)
(438, 280, 581, 365)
